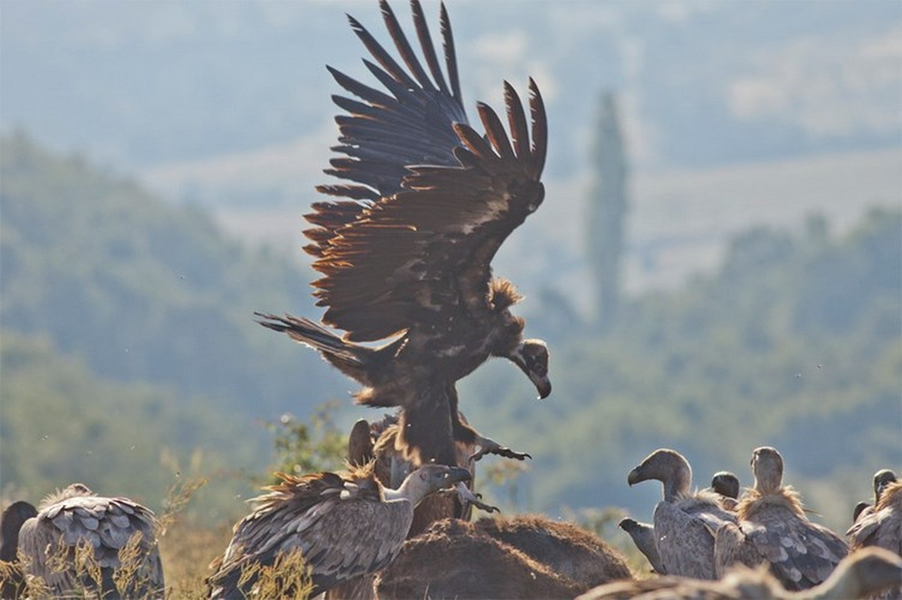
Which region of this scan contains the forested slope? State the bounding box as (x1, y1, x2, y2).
(461, 209, 902, 527)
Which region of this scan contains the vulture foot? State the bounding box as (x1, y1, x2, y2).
(456, 482, 500, 514)
(470, 436, 532, 463)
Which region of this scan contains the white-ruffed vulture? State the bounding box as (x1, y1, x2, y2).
(712, 446, 848, 591)
(10, 483, 164, 599)
(256, 0, 550, 471)
(207, 463, 470, 599)
(577, 547, 902, 600)
(627, 448, 737, 580)
(618, 517, 666, 574)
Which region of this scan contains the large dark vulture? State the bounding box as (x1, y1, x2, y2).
(256, 0, 550, 469)
(627, 448, 737, 579)
(207, 463, 470, 599)
(713, 447, 848, 591)
(11, 483, 164, 599)
(577, 547, 902, 600)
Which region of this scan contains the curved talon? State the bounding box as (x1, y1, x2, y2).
(456, 482, 500, 514)
(470, 441, 532, 463)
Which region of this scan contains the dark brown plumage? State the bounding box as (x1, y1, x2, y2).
(14, 483, 164, 599)
(846, 480, 902, 600)
(713, 447, 848, 591)
(474, 514, 634, 589)
(207, 463, 470, 598)
(255, 0, 550, 470)
(577, 547, 902, 600)
(627, 448, 737, 579)
(375, 518, 587, 600)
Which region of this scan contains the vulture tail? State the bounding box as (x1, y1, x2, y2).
(254, 312, 373, 379)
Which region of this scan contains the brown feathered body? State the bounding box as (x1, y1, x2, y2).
(15, 483, 164, 599)
(474, 514, 634, 588)
(375, 518, 586, 600)
(255, 0, 550, 469)
(208, 463, 470, 599)
(714, 447, 848, 592)
(578, 547, 902, 600)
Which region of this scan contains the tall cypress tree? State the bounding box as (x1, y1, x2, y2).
(587, 92, 630, 330)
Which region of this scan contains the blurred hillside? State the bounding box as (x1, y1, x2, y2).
(1, 135, 898, 532)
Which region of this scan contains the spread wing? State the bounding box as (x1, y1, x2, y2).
(306, 0, 547, 342)
(210, 472, 412, 598)
(742, 506, 848, 591)
(18, 495, 163, 597)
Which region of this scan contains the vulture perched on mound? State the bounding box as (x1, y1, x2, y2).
(627, 448, 737, 579)
(851, 469, 897, 525)
(6, 483, 164, 599)
(713, 446, 848, 591)
(577, 547, 902, 600)
(375, 518, 588, 600)
(256, 0, 550, 472)
(207, 463, 470, 599)
(618, 517, 666, 574)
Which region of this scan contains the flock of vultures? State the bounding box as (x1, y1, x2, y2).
(1, 1, 900, 599)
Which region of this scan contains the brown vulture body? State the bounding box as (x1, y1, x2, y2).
(255, 0, 550, 470)
(713, 447, 848, 591)
(12, 483, 164, 599)
(577, 547, 902, 600)
(207, 463, 470, 598)
(627, 448, 737, 580)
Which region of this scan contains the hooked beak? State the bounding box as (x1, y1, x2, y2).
(509, 340, 552, 400)
(627, 467, 642, 487)
(447, 466, 472, 486)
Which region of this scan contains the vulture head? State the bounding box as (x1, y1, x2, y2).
(347, 418, 375, 467)
(627, 448, 692, 502)
(873, 468, 898, 502)
(0, 500, 37, 562)
(392, 464, 472, 507)
(852, 501, 871, 523)
(750, 446, 783, 495)
(508, 339, 551, 399)
(711, 471, 740, 500)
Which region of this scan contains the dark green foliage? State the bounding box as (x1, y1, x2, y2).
(0, 133, 342, 421)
